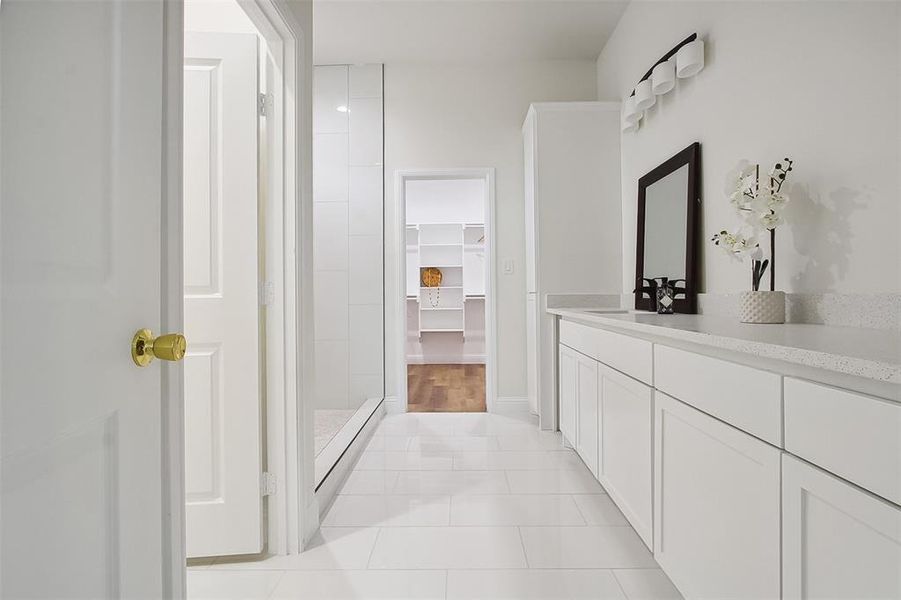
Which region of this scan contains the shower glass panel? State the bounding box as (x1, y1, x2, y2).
(311, 64, 384, 484)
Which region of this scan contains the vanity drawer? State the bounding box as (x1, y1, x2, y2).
(559, 320, 652, 385)
(654, 345, 782, 446)
(784, 378, 901, 505)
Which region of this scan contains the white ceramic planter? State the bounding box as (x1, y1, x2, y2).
(739, 291, 786, 324)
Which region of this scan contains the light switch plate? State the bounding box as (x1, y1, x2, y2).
(503, 259, 514, 275)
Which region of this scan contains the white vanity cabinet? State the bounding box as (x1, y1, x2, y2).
(575, 353, 599, 477)
(557, 343, 600, 477)
(654, 392, 781, 600)
(597, 364, 653, 547)
(782, 454, 901, 600)
(557, 345, 578, 447)
(558, 320, 654, 545)
(553, 313, 901, 600)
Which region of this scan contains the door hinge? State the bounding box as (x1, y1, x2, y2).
(259, 281, 275, 306)
(261, 472, 277, 496)
(258, 92, 270, 117)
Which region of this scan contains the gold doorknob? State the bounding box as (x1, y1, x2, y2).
(132, 329, 187, 367)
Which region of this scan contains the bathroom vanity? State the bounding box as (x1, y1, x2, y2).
(549, 307, 900, 600)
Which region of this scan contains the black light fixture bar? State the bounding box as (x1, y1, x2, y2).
(629, 33, 698, 97)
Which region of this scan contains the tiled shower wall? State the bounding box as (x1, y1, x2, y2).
(313, 64, 384, 409)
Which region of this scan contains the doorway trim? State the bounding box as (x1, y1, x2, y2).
(393, 168, 498, 414)
(162, 0, 311, 597)
(236, 0, 314, 558)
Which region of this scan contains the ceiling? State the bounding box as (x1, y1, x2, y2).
(313, 0, 630, 65)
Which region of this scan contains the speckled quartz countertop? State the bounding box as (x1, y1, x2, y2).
(548, 308, 901, 397)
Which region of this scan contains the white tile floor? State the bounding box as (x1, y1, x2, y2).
(189, 411, 682, 600)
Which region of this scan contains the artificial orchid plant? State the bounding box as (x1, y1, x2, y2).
(711, 158, 793, 291)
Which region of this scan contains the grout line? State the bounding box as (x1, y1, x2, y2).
(203, 565, 667, 573)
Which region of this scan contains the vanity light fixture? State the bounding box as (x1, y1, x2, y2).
(623, 33, 705, 133)
(634, 79, 656, 112)
(623, 96, 641, 124)
(651, 60, 676, 95)
(622, 117, 640, 134)
(676, 39, 705, 78)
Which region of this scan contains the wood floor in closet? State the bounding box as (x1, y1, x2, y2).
(407, 364, 486, 412)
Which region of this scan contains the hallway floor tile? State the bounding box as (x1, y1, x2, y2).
(189, 411, 682, 599)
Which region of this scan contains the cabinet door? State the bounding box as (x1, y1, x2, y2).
(558, 345, 578, 447)
(523, 119, 537, 294)
(783, 454, 901, 600)
(576, 353, 599, 477)
(654, 392, 780, 600)
(598, 366, 653, 549)
(525, 294, 538, 415)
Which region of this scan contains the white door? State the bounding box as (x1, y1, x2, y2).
(783, 455, 901, 600)
(1, 1, 176, 597)
(183, 32, 262, 558)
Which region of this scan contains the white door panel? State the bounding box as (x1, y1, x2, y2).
(1, 0, 169, 597)
(575, 354, 599, 477)
(783, 455, 901, 600)
(183, 31, 262, 558)
(557, 345, 577, 446)
(654, 392, 781, 599)
(598, 366, 653, 548)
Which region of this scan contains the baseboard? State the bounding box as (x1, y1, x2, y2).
(383, 395, 404, 414)
(405, 355, 486, 365)
(492, 396, 532, 415)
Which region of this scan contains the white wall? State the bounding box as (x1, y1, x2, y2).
(406, 179, 486, 225)
(184, 0, 258, 33)
(313, 64, 385, 410)
(597, 1, 901, 295)
(384, 60, 598, 399)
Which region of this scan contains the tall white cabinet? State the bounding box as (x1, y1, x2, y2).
(522, 102, 622, 428)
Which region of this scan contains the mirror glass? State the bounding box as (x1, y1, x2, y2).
(643, 163, 688, 280)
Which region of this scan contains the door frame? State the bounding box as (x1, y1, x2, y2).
(393, 168, 498, 414)
(162, 0, 312, 596)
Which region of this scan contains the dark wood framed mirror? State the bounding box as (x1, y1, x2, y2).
(634, 142, 701, 313)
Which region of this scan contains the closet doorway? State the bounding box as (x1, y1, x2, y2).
(396, 169, 497, 413)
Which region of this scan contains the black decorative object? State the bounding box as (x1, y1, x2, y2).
(655, 277, 687, 314)
(635, 143, 701, 313)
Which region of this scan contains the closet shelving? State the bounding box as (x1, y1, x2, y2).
(407, 222, 485, 338)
